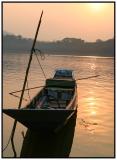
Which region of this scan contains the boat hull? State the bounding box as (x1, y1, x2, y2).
(3, 109, 76, 131)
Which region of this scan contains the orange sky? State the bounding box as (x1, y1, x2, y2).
(3, 2, 114, 42)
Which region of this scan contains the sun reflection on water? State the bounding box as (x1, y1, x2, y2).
(90, 110, 96, 116)
(85, 96, 98, 116)
(3, 54, 114, 157)
(91, 63, 96, 70)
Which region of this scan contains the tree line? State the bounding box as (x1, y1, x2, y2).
(3, 34, 114, 57)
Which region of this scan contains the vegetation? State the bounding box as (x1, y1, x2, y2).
(3, 34, 114, 57)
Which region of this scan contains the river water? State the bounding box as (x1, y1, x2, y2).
(3, 53, 114, 157)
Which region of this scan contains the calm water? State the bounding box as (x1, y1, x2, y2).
(3, 53, 114, 157)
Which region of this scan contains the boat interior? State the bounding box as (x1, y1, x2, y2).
(26, 87, 74, 110)
(39, 87, 74, 109)
(26, 78, 76, 110)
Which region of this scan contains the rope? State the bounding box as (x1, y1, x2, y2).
(34, 49, 47, 79)
(3, 121, 17, 156)
(34, 48, 45, 60)
(3, 81, 30, 153)
(26, 80, 31, 102)
(3, 134, 12, 152)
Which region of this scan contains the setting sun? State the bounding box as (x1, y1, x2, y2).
(89, 3, 106, 12)
(3, 3, 114, 42)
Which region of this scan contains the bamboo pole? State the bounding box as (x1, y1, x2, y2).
(9, 85, 44, 94)
(10, 11, 43, 157)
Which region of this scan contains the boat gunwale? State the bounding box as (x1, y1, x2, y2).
(66, 85, 77, 110)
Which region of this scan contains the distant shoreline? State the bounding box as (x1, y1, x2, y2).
(3, 34, 114, 57)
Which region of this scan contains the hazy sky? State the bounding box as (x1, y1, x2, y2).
(3, 2, 114, 42)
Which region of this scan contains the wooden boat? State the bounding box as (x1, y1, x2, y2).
(3, 69, 78, 131)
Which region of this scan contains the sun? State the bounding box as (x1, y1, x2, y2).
(89, 3, 105, 12)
